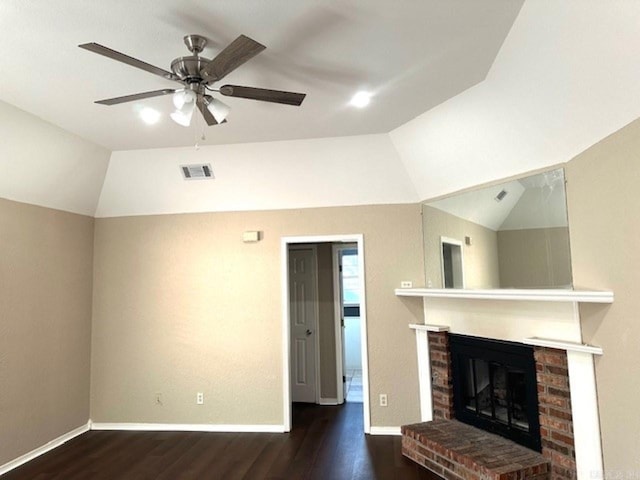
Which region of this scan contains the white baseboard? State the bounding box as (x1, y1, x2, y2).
(0, 422, 90, 476)
(319, 398, 340, 405)
(90, 422, 286, 433)
(369, 426, 402, 436)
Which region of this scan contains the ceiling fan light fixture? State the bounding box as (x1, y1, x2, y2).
(170, 107, 194, 127)
(205, 96, 230, 123)
(172, 89, 196, 110)
(82, 33, 307, 129)
(170, 90, 197, 127)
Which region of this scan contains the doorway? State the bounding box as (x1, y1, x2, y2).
(440, 236, 465, 288)
(282, 235, 370, 434)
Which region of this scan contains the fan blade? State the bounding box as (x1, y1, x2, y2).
(202, 35, 265, 82)
(219, 85, 306, 106)
(95, 89, 176, 105)
(79, 43, 180, 82)
(196, 98, 219, 126)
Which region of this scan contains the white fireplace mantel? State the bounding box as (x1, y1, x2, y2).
(395, 287, 613, 303)
(403, 288, 612, 480)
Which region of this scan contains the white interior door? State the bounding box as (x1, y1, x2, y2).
(289, 247, 318, 403)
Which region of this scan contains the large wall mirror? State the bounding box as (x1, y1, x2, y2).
(422, 168, 572, 289)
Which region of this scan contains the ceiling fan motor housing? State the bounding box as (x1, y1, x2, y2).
(170, 56, 211, 84)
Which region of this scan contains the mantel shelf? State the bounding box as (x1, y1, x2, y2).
(395, 287, 614, 304)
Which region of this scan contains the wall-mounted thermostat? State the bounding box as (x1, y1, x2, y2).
(243, 231, 261, 243)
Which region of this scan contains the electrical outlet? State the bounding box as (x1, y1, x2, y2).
(196, 392, 204, 405)
(379, 394, 388, 407)
(400, 281, 413, 288)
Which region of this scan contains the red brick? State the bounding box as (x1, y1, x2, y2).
(538, 394, 569, 409)
(547, 407, 572, 421)
(539, 416, 571, 432)
(544, 365, 569, 376)
(537, 374, 569, 389)
(550, 431, 574, 448)
(542, 441, 570, 457)
(534, 349, 568, 367)
(547, 387, 571, 398)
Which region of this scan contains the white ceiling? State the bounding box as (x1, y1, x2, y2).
(0, 100, 110, 216)
(96, 134, 418, 218)
(2, 1, 640, 219)
(391, 0, 640, 202)
(0, 0, 523, 151)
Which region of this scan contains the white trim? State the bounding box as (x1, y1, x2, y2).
(313, 246, 321, 405)
(319, 398, 340, 406)
(395, 287, 614, 303)
(409, 323, 450, 333)
(282, 234, 371, 435)
(90, 423, 286, 433)
(356, 235, 371, 434)
(332, 244, 345, 405)
(522, 337, 603, 355)
(0, 422, 90, 476)
(369, 426, 401, 436)
(281, 239, 292, 431)
(414, 328, 433, 422)
(333, 242, 359, 406)
(567, 351, 604, 480)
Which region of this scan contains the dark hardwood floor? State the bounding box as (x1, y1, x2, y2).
(2, 403, 437, 480)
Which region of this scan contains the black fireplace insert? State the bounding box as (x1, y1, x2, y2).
(449, 334, 541, 452)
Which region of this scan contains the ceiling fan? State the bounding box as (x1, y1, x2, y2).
(79, 34, 307, 127)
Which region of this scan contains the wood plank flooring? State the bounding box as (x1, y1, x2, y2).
(2, 403, 438, 479)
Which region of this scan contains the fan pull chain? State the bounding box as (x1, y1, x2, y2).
(194, 111, 205, 150)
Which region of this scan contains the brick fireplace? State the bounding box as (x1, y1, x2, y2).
(397, 289, 608, 480)
(403, 330, 577, 479)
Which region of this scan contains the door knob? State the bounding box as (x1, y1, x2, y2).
(306, 329, 312, 336)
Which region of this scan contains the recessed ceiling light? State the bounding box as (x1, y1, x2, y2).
(139, 107, 161, 125)
(350, 91, 372, 108)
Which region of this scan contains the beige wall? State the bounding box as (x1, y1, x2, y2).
(565, 118, 640, 472)
(423, 205, 500, 288)
(497, 227, 572, 288)
(316, 243, 337, 400)
(91, 204, 424, 427)
(0, 198, 94, 466)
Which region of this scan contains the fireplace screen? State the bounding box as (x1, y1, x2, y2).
(450, 335, 541, 451)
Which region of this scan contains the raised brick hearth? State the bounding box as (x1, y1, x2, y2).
(402, 332, 577, 480)
(402, 419, 549, 480)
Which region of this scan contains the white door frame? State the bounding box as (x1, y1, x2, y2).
(332, 242, 358, 405)
(281, 234, 370, 434)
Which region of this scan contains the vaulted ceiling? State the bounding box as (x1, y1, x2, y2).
(1, 1, 640, 218)
(0, 0, 522, 150)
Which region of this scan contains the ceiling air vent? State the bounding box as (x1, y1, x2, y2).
(495, 189, 508, 202)
(181, 163, 214, 180)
